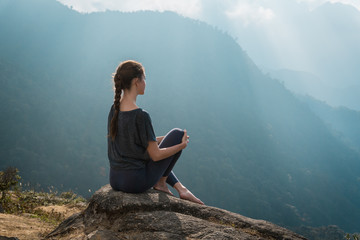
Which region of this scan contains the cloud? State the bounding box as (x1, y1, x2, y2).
(296, 0, 360, 10)
(225, 2, 275, 26)
(331, 0, 360, 10)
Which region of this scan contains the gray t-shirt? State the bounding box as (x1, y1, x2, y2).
(107, 105, 156, 170)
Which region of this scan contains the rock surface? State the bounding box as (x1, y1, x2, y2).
(46, 184, 307, 240)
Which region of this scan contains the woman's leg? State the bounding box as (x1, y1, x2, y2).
(144, 128, 184, 192)
(155, 129, 204, 204)
(144, 128, 205, 205)
(109, 168, 148, 193)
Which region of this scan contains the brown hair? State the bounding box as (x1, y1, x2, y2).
(109, 60, 144, 140)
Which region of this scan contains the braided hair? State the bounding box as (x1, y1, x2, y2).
(109, 60, 144, 140)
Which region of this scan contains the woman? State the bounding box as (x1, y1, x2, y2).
(107, 60, 204, 205)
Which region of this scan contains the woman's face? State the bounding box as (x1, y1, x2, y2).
(136, 74, 146, 95)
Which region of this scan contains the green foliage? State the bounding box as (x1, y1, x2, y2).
(1, 188, 87, 225)
(0, 167, 21, 200)
(346, 233, 360, 240)
(0, 167, 87, 225)
(3, 189, 87, 214)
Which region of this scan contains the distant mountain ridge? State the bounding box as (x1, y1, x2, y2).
(297, 94, 360, 153)
(233, 1, 360, 110)
(0, 0, 360, 233)
(269, 68, 360, 111)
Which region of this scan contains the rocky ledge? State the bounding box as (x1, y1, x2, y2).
(46, 184, 306, 240)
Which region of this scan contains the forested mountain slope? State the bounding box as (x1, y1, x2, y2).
(0, 0, 359, 232)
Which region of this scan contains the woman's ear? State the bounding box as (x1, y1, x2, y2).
(135, 77, 141, 86)
(132, 77, 139, 87)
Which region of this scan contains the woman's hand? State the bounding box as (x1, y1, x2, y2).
(156, 136, 164, 145)
(181, 129, 189, 149)
(148, 129, 189, 161)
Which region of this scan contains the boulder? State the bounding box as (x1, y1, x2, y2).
(46, 184, 307, 239)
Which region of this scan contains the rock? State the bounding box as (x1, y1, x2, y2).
(0, 236, 20, 240)
(46, 184, 307, 240)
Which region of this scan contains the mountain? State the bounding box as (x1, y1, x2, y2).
(269, 68, 360, 111)
(297, 95, 360, 153)
(229, 2, 360, 110)
(0, 0, 360, 233)
(268, 69, 329, 99)
(231, 2, 360, 81)
(269, 70, 360, 151)
(309, 2, 360, 86)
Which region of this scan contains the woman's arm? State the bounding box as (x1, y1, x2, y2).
(147, 130, 189, 162)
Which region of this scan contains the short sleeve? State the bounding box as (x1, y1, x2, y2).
(136, 110, 156, 149)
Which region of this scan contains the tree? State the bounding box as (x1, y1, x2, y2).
(346, 233, 360, 240)
(0, 167, 21, 200)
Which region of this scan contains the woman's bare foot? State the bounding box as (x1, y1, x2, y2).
(174, 182, 204, 205)
(153, 177, 174, 196)
(179, 188, 204, 205)
(153, 185, 173, 196)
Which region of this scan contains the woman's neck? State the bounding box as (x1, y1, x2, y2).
(120, 90, 138, 111)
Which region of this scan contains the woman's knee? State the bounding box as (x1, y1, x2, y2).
(160, 128, 184, 147)
(168, 128, 184, 137)
(167, 128, 185, 141)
